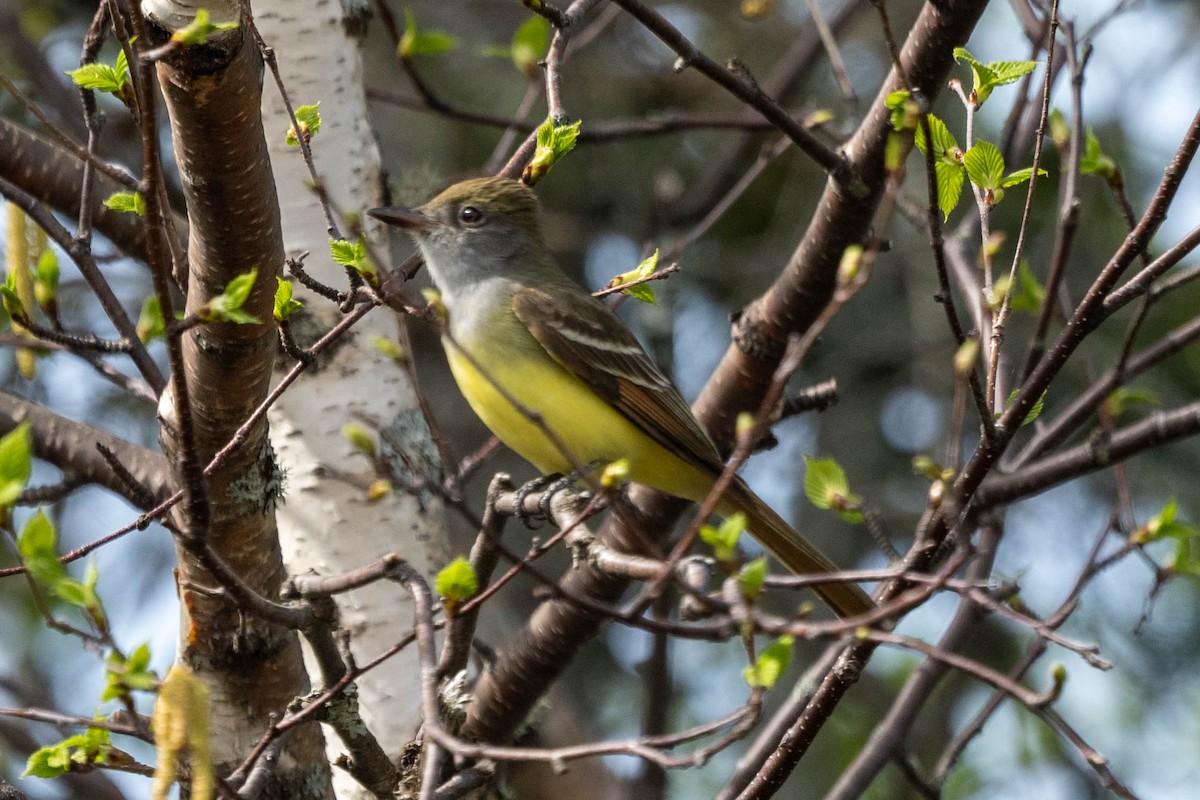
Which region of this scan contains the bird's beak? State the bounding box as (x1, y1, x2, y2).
(368, 205, 439, 231)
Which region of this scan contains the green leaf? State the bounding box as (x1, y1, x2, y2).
(103, 191, 145, 216)
(804, 456, 863, 523)
(273, 278, 303, 322)
(53, 575, 103, 621)
(436, 556, 478, 614)
(743, 635, 794, 689)
(399, 9, 458, 59)
(913, 115, 964, 219)
(1079, 129, 1118, 181)
(1048, 108, 1070, 151)
(53, 578, 88, 607)
(953, 47, 1037, 105)
(34, 248, 59, 311)
(524, 117, 581, 183)
(934, 161, 965, 221)
(737, 557, 768, 600)
(1008, 261, 1046, 314)
(372, 335, 406, 362)
(964, 140, 1005, 191)
(201, 269, 262, 325)
(987, 59, 1039, 86)
(342, 422, 376, 457)
(885, 90, 916, 133)
(914, 114, 960, 165)
(954, 338, 979, 375)
(23, 727, 110, 778)
(510, 16, 550, 78)
(137, 295, 165, 343)
(1, 271, 23, 318)
(329, 237, 377, 284)
(1171, 537, 1200, 579)
(0, 423, 33, 508)
(699, 512, 745, 563)
(605, 249, 659, 304)
(284, 102, 323, 146)
(170, 8, 239, 45)
(1002, 388, 1046, 427)
(1102, 387, 1159, 419)
(65, 49, 130, 98)
(18, 510, 67, 590)
(999, 166, 1047, 188)
(104, 643, 158, 701)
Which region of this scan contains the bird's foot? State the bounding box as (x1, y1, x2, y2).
(512, 464, 603, 528)
(512, 474, 561, 529)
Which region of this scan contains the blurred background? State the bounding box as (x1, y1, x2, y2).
(3, 1, 1200, 797)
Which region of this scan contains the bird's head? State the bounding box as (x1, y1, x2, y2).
(370, 176, 547, 290)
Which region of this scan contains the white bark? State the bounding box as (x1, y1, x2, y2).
(253, 2, 452, 797)
(142, 0, 239, 29)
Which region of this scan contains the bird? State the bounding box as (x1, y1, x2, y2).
(370, 176, 872, 617)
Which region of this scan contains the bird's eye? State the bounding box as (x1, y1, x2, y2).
(458, 206, 484, 226)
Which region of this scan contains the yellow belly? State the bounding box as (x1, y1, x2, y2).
(444, 337, 712, 501)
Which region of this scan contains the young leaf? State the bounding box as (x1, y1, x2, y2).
(436, 556, 478, 615)
(999, 166, 1047, 189)
(103, 191, 145, 216)
(934, 161, 965, 220)
(523, 117, 581, 184)
(600, 457, 630, 489)
(18, 510, 67, 590)
(804, 456, 848, 510)
(914, 115, 965, 218)
(699, 512, 745, 563)
(65, 49, 130, 99)
(912, 455, 950, 482)
(273, 278, 303, 322)
(1002, 388, 1046, 427)
(329, 237, 377, 284)
(1008, 261, 1046, 313)
(201, 269, 262, 325)
(804, 456, 864, 523)
(398, 9, 458, 59)
(510, 16, 550, 78)
(23, 726, 111, 778)
(1102, 387, 1159, 419)
(1132, 498, 1200, 548)
(34, 248, 59, 313)
(885, 90, 917, 133)
(953, 47, 1037, 105)
(342, 422, 376, 458)
(284, 102, 323, 146)
(743, 635, 794, 689)
(170, 8, 239, 45)
(1048, 108, 1070, 151)
(737, 557, 768, 600)
(0, 423, 32, 508)
(838, 245, 863, 286)
(605, 249, 659, 304)
(137, 295, 166, 343)
(914, 114, 960, 164)
(372, 335, 406, 362)
(1079, 129, 1119, 182)
(953, 338, 979, 376)
(964, 140, 1005, 193)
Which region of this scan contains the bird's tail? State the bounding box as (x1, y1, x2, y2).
(720, 478, 873, 618)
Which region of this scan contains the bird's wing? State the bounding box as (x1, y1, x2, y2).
(511, 285, 725, 473)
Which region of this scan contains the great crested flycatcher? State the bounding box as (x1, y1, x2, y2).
(370, 176, 872, 617)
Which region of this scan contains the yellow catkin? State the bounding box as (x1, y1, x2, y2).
(5, 203, 37, 378)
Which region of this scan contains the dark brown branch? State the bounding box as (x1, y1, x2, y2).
(0, 389, 171, 507)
